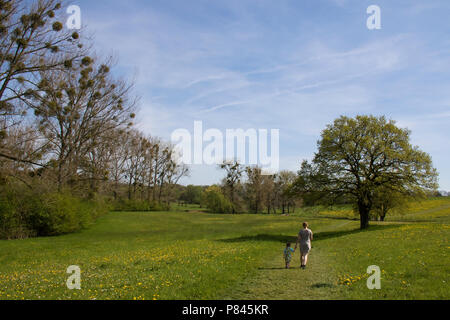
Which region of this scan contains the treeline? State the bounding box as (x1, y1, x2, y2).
(0, 0, 188, 239)
(189, 156, 437, 224)
(178, 161, 301, 215)
(108, 130, 189, 210)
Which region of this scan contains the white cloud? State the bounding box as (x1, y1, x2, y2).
(79, 0, 450, 188)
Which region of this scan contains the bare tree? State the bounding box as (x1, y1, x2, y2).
(276, 170, 297, 214)
(220, 160, 244, 214)
(0, 0, 86, 164)
(26, 57, 137, 191)
(245, 166, 264, 213)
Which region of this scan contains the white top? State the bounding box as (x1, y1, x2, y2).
(298, 228, 313, 247)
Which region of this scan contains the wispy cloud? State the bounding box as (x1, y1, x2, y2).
(80, 0, 450, 189)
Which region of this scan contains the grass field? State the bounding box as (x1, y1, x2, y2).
(0, 198, 449, 300)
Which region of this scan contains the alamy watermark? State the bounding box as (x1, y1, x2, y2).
(171, 121, 280, 175)
(367, 5, 381, 30)
(66, 5, 82, 30)
(366, 265, 381, 290)
(66, 265, 81, 290)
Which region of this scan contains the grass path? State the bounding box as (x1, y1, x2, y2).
(227, 218, 449, 300)
(224, 221, 353, 300)
(223, 245, 339, 300)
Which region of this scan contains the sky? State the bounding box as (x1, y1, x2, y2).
(74, 0, 450, 189)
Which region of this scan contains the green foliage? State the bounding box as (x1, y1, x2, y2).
(370, 188, 416, 221)
(203, 186, 233, 214)
(111, 199, 170, 212)
(244, 166, 264, 213)
(0, 188, 109, 239)
(179, 185, 204, 205)
(295, 115, 439, 229)
(0, 191, 31, 239)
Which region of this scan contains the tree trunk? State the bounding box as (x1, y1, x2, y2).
(114, 179, 119, 200)
(358, 194, 372, 229)
(57, 164, 63, 192)
(158, 183, 164, 203)
(231, 186, 235, 214)
(128, 175, 133, 200)
(359, 206, 370, 229)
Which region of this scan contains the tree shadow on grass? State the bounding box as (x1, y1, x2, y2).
(217, 224, 402, 244)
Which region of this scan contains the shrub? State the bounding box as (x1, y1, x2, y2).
(0, 193, 34, 239)
(0, 187, 109, 239)
(202, 186, 233, 214)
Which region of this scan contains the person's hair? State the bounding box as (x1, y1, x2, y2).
(286, 242, 291, 247)
(303, 222, 308, 228)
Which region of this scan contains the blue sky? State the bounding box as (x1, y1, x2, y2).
(76, 0, 450, 189)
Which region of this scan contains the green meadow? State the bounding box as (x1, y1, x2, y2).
(0, 198, 449, 300)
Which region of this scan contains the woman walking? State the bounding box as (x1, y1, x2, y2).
(295, 222, 313, 269)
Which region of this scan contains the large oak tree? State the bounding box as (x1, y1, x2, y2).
(295, 115, 438, 229)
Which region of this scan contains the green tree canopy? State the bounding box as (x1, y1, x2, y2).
(179, 185, 204, 205)
(203, 185, 232, 214)
(294, 115, 438, 229)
